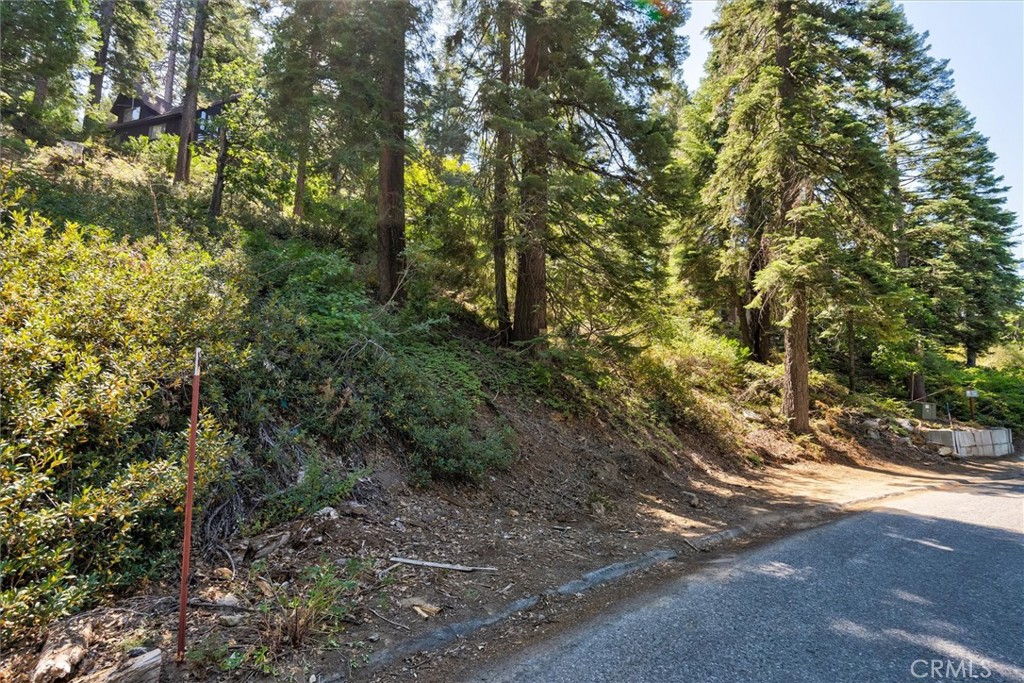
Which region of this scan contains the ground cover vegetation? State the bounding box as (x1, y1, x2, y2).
(1, 0, 1021, 649)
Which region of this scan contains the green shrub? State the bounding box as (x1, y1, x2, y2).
(0, 181, 243, 644)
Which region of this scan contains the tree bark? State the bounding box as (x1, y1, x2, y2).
(847, 313, 856, 392)
(32, 76, 48, 109)
(89, 0, 115, 105)
(293, 120, 309, 219)
(910, 371, 927, 402)
(174, 0, 208, 184)
(774, 0, 809, 433)
(86, 0, 115, 126)
(209, 126, 228, 217)
(510, 0, 549, 345)
(163, 0, 183, 104)
(490, 0, 513, 345)
(966, 346, 977, 368)
(883, 103, 909, 268)
(783, 284, 810, 433)
(376, 0, 408, 304)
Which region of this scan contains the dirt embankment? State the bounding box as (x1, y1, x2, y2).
(3, 402, 1013, 683)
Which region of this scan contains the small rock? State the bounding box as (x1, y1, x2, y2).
(367, 633, 381, 643)
(895, 418, 914, 432)
(127, 647, 148, 659)
(863, 418, 882, 430)
(216, 594, 240, 608)
(309, 675, 317, 683)
(212, 567, 233, 581)
(315, 506, 338, 519)
(897, 436, 913, 446)
(741, 409, 763, 422)
(590, 502, 606, 516)
(938, 446, 954, 456)
(508, 508, 520, 518)
(866, 428, 881, 440)
(217, 614, 244, 627)
(344, 501, 369, 517)
(683, 492, 700, 508)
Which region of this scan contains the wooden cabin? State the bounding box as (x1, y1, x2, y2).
(108, 88, 237, 142)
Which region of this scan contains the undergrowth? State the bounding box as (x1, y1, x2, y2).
(9, 139, 1009, 650)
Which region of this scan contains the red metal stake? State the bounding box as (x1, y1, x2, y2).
(177, 348, 202, 662)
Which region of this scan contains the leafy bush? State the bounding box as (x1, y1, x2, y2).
(0, 180, 243, 644)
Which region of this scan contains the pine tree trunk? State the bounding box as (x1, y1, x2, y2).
(847, 313, 856, 392)
(966, 346, 977, 368)
(174, 0, 208, 185)
(511, 0, 548, 345)
(783, 284, 810, 433)
(293, 122, 309, 219)
(884, 107, 909, 268)
(164, 0, 183, 104)
(491, 0, 513, 345)
(32, 76, 48, 109)
(376, 0, 407, 304)
(910, 372, 927, 402)
(209, 126, 228, 217)
(86, 0, 116, 126)
(774, 0, 809, 433)
(736, 290, 753, 354)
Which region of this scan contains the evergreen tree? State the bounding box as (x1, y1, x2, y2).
(86, 0, 160, 125)
(265, 0, 328, 217)
(681, 0, 893, 431)
(0, 0, 91, 138)
(374, 0, 413, 304)
(864, 1, 1021, 370)
(913, 96, 1021, 366)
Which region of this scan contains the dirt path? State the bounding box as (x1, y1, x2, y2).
(360, 457, 1022, 683)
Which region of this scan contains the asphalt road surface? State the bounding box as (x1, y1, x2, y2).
(468, 481, 1024, 683)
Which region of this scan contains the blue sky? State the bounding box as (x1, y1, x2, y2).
(680, 0, 1024, 260)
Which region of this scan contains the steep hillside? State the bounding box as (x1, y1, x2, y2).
(1, 142, 1020, 682)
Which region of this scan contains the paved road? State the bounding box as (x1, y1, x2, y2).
(468, 481, 1024, 683)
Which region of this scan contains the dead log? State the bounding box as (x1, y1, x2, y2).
(77, 649, 162, 683)
(31, 620, 92, 683)
(388, 557, 497, 572)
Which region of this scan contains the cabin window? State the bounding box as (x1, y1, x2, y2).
(127, 106, 141, 122)
(196, 110, 211, 140)
(149, 124, 165, 139)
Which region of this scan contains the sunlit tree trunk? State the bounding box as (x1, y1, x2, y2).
(174, 0, 208, 184)
(163, 0, 183, 104)
(775, 0, 810, 433)
(511, 0, 548, 345)
(491, 0, 513, 344)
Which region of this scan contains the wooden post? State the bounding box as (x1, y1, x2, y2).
(176, 348, 201, 662)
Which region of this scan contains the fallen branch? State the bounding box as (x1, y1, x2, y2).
(216, 544, 236, 578)
(388, 557, 498, 573)
(682, 538, 703, 553)
(367, 607, 410, 631)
